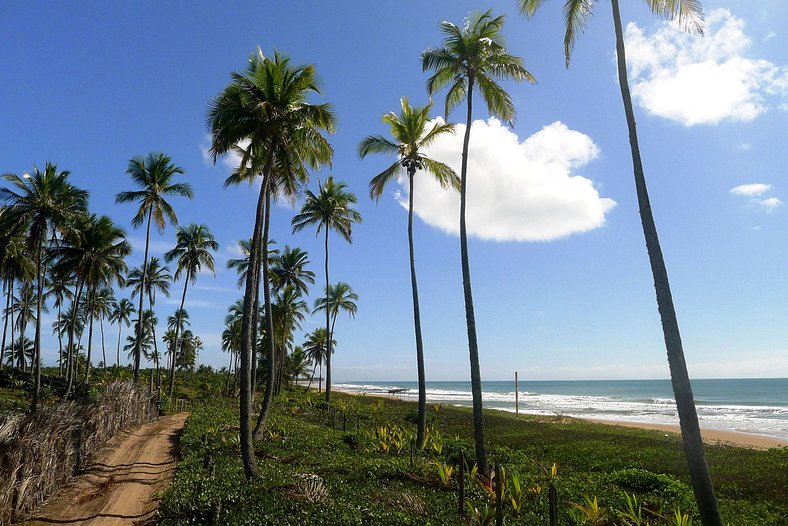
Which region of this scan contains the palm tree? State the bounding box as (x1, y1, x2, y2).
(303, 327, 333, 393)
(11, 283, 37, 372)
(0, 163, 88, 411)
(271, 246, 315, 295)
(5, 336, 33, 369)
(93, 287, 116, 370)
(313, 281, 357, 395)
(109, 298, 135, 368)
(270, 287, 308, 396)
(53, 214, 130, 384)
(292, 178, 361, 403)
(164, 223, 218, 398)
(207, 48, 335, 478)
(0, 223, 33, 372)
(360, 97, 458, 448)
(127, 257, 171, 388)
(115, 152, 192, 383)
(44, 270, 74, 376)
(516, 2, 721, 523)
(422, 10, 535, 473)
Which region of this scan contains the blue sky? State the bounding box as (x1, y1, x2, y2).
(1, 1, 787, 381)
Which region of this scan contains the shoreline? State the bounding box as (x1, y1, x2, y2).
(332, 387, 786, 450)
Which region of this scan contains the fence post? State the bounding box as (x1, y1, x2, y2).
(458, 451, 466, 516)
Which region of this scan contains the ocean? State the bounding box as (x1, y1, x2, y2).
(334, 378, 788, 441)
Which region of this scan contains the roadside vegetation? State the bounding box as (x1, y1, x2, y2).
(158, 389, 787, 526)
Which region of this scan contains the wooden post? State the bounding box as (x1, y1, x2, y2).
(458, 451, 465, 516)
(515, 371, 519, 416)
(495, 464, 504, 526)
(549, 484, 558, 526)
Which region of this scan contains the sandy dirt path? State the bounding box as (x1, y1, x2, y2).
(18, 413, 187, 526)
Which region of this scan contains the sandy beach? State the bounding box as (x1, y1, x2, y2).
(587, 418, 785, 449)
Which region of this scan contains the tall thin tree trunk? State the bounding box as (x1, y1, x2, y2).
(253, 191, 276, 440)
(323, 228, 332, 403)
(306, 362, 317, 390)
(318, 361, 322, 393)
(610, 2, 722, 524)
(84, 289, 94, 384)
(239, 153, 273, 478)
(459, 77, 488, 475)
(63, 280, 84, 400)
(169, 279, 189, 398)
(407, 167, 428, 449)
(31, 244, 44, 412)
(100, 315, 106, 370)
(116, 321, 122, 369)
(56, 300, 64, 376)
(250, 254, 263, 395)
(0, 278, 11, 371)
(134, 209, 153, 383)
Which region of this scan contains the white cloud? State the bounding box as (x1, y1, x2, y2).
(729, 183, 771, 196)
(625, 9, 788, 126)
(729, 183, 782, 212)
(200, 135, 249, 172)
(400, 119, 615, 242)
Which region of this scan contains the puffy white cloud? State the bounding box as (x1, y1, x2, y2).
(625, 9, 788, 126)
(758, 197, 784, 211)
(396, 119, 615, 242)
(729, 183, 771, 196)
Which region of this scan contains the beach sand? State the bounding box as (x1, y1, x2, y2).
(586, 418, 785, 449)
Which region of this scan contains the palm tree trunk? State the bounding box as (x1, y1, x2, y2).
(10, 296, 16, 371)
(100, 315, 106, 370)
(459, 77, 488, 475)
(253, 191, 276, 440)
(56, 301, 64, 376)
(63, 280, 84, 399)
(134, 209, 153, 384)
(116, 321, 122, 369)
(239, 153, 274, 478)
(318, 361, 322, 393)
(407, 167, 428, 449)
(0, 278, 11, 371)
(323, 228, 332, 403)
(610, 2, 722, 524)
(84, 289, 94, 384)
(31, 244, 44, 412)
(169, 280, 189, 398)
(306, 362, 317, 390)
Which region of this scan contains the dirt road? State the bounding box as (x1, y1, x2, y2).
(18, 413, 187, 526)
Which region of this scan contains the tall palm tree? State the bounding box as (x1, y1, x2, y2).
(517, 2, 721, 523)
(207, 48, 335, 478)
(92, 287, 115, 370)
(313, 281, 357, 396)
(115, 152, 192, 384)
(422, 10, 535, 474)
(5, 336, 33, 370)
(0, 163, 88, 411)
(44, 270, 74, 376)
(0, 223, 33, 372)
(164, 223, 218, 398)
(109, 298, 135, 368)
(271, 287, 308, 396)
(292, 178, 361, 403)
(360, 97, 458, 448)
(11, 283, 38, 372)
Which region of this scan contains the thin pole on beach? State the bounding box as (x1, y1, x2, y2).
(515, 371, 519, 416)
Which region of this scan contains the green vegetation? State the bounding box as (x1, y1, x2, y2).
(158, 391, 787, 525)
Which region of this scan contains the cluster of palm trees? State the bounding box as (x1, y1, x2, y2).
(0, 154, 217, 411)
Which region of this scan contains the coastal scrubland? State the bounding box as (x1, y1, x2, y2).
(157, 390, 787, 526)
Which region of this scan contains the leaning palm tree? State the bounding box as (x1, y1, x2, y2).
(109, 298, 135, 368)
(312, 281, 357, 397)
(422, 10, 535, 474)
(517, 2, 721, 523)
(303, 327, 333, 393)
(292, 178, 361, 402)
(115, 152, 192, 384)
(207, 48, 335, 478)
(0, 163, 88, 411)
(164, 223, 218, 398)
(359, 97, 458, 448)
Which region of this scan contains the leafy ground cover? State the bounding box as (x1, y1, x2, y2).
(157, 391, 787, 525)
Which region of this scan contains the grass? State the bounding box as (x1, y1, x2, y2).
(157, 390, 787, 525)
